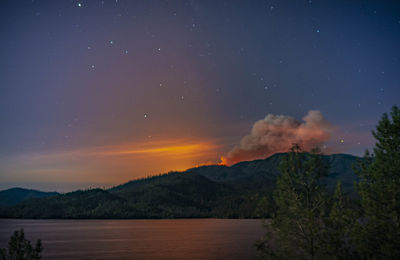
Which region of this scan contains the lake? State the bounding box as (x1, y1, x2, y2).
(0, 219, 265, 259)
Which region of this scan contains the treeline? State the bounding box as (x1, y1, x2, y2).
(256, 106, 400, 259)
(0, 173, 271, 219)
(0, 134, 361, 220)
(0, 154, 360, 220)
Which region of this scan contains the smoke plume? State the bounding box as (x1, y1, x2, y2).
(221, 110, 333, 165)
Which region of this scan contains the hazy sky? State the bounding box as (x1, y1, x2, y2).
(1, 0, 399, 191)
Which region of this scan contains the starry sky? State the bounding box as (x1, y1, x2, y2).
(0, 0, 399, 191)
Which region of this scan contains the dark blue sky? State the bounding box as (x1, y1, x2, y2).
(0, 0, 399, 191)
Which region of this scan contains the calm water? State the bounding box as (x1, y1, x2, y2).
(0, 219, 265, 259)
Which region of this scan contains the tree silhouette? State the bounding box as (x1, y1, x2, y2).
(0, 229, 43, 260)
(323, 181, 357, 258)
(354, 105, 400, 258)
(256, 145, 330, 259)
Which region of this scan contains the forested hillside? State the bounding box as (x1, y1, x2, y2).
(0, 153, 360, 219)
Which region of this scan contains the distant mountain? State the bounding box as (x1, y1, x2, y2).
(0, 187, 58, 206)
(0, 153, 361, 219)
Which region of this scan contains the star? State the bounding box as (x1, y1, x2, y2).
(77, 3, 82, 7)
(144, 114, 148, 118)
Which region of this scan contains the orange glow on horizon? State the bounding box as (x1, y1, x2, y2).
(8, 138, 226, 185)
(28, 138, 219, 159)
(107, 143, 211, 156)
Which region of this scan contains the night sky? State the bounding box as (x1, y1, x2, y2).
(1, 0, 399, 191)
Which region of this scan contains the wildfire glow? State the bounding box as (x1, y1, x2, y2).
(219, 156, 228, 166)
(5, 138, 224, 186)
(109, 144, 210, 156)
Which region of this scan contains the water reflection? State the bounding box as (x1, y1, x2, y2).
(0, 219, 264, 259)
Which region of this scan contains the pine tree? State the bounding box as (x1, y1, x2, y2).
(354, 105, 400, 258)
(0, 229, 43, 260)
(323, 181, 357, 259)
(256, 144, 329, 259)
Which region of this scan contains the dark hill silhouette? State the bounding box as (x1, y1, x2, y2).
(0, 153, 360, 219)
(0, 187, 58, 206)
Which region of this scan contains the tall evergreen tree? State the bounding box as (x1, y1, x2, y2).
(354, 105, 400, 258)
(256, 144, 329, 259)
(323, 181, 357, 259)
(0, 229, 43, 260)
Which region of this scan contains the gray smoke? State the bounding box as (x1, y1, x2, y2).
(221, 110, 333, 165)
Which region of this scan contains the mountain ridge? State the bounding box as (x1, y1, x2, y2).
(0, 187, 59, 206)
(0, 152, 361, 219)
